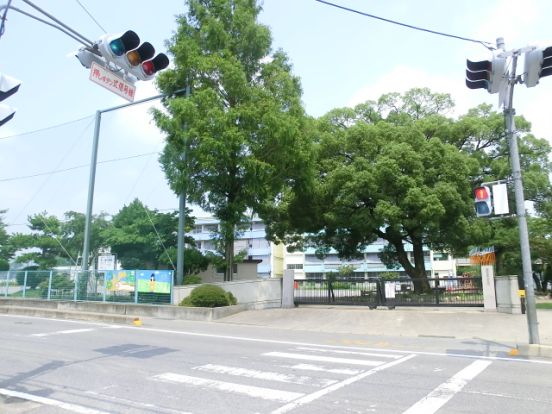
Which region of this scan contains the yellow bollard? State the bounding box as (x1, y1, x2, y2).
(133, 318, 142, 327)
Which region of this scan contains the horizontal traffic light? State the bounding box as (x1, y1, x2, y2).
(466, 56, 507, 94)
(94, 30, 169, 83)
(0, 72, 21, 127)
(524, 46, 552, 88)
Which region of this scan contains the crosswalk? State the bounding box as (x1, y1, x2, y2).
(151, 345, 418, 413)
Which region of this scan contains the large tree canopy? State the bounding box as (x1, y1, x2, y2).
(0, 210, 14, 270)
(154, 0, 312, 281)
(266, 88, 552, 290)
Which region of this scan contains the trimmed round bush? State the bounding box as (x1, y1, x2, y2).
(182, 284, 231, 308)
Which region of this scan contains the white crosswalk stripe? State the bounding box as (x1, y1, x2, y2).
(152, 372, 305, 402)
(151, 346, 411, 409)
(263, 351, 385, 366)
(192, 363, 338, 387)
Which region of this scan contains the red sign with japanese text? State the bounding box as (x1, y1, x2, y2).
(89, 62, 136, 102)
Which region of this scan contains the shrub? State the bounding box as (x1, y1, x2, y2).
(180, 284, 235, 308)
(183, 275, 202, 285)
(226, 291, 237, 305)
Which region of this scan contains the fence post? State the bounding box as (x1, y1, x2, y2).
(73, 271, 78, 302)
(47, 270, 53, 300)
(23, 271, 28, 298)
(134, 272, 139, 304)
(4, 271, 9, 297)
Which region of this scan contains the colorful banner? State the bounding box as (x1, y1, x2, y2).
(105, 270, 173, 294)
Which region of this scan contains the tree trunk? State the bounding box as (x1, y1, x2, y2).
(224, 239, 234, 282)
(391, 237, 430, 293)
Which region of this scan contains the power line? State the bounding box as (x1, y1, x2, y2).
(0, 115, 94, 140)
(74, 0, 107, 34)
(314, 0, 494, 50)
(0, 151, 161, 183)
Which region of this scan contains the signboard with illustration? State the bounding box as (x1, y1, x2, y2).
(105, 270, 172, 293)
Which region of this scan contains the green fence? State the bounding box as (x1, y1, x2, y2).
(0, 269, 173, 304)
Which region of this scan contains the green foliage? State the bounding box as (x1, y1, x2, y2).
(10, 211, 109, 269)
(37, 274, 73, 291)
(15, 270, 45, 289)
(0, 210, 14, 269)
(154, 0, 312, 281)
(179, 284, 235, 307)
(226, 291, 237, 305)
(183, 274, 202, 285)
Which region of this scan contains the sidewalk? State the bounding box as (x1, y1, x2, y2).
(217, 305, 552, 357)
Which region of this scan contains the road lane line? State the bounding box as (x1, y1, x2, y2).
(0, 388, 109, 414)
(271, 353, 417, 414)
(193, 364, 337, 387)
(31, 328, 96, 337)
(153, 373, 305, 402)
(264, 351, 384, 366)
(402, 359, 492, 414)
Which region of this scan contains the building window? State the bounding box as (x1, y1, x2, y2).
(287, 263, 303, 270)
(204, 224, 218, 232)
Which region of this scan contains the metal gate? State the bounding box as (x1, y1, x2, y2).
(294, 276, 484, 307)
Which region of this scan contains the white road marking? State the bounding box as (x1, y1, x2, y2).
(85, 390, 192, 414)
(193, 364, 337, 387)
(295, 346, 402, 359)
(31, 328, 95, 337)
(3, 314, 550, 365)
(0, 388, 109, 414)
(264, 352, 384, 366)
(271, 353, 417, 414)
(402, 359, 492, 414)
(287, 363, 362, 375)
(153, 373, 305, 402)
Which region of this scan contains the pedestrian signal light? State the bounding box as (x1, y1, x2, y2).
(474, 186, 492, 217)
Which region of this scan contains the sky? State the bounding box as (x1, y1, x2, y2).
(1, 0, 552, 235)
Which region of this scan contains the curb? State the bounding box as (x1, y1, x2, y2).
(517, 344, 552, 359)
(0, 306, 137, 325)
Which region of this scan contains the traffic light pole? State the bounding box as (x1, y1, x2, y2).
(504, 51, 540, 344)
(175, 84, 191, 286)
(81, 90, 185, 273)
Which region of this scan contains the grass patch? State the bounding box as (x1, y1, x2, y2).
(536, 302, 552, 309)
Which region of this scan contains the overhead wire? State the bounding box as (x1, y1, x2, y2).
(74, 0, 107, 34)
(314, 0, 495, 50)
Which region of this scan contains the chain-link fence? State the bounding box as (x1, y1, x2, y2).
(0, 269, 172, 304)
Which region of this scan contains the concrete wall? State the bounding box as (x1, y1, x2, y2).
(173, 278, 282, 309)
(495, 275, 522, 314)
(197, 261, 261, 283)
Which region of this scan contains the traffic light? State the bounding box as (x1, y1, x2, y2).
(523, 46, 552, 88)
(474, 186, 492, 217)
(0, 72, 21, 126)
(466, 55, 508, 94)
(96, 30, 169, 81)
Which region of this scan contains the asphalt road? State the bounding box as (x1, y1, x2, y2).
(1, 314, 551, 414)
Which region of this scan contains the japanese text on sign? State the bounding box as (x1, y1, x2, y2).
(89, 62, 136, 102)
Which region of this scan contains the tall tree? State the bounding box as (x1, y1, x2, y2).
(0, 210, 14, 270)
(10, 211, 109, 269)
(154, 0, 312, 281)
